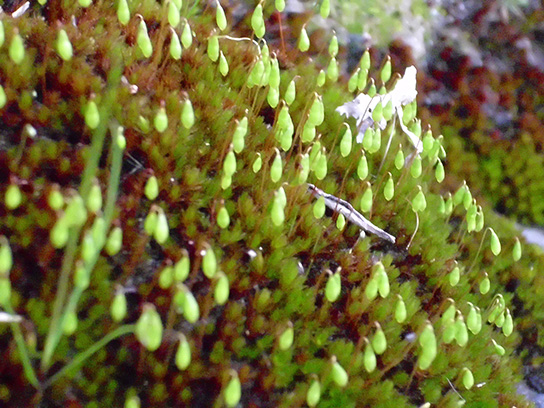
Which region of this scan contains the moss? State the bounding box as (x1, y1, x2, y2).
(0, 1, 541, 407)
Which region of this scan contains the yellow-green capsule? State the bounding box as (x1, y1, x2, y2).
(0, 237, 12, 276)
(395, 295, 407, 323)
(410, 155, 422, 178)
(159, 265, 174, 289)
(336, 213, 346, 230)
(360, 184, 372, 213)
(376, 267, 389, 298)
(207, 35, 219, 62)
(174, 253, 190, 282)
(380, 56, 392, 83)
(331, 359, 349, 387)
(270, 150, 283, 183)
(357, 153, 368, 180)
(435, 159, 445, 183)
(479, 273, 490, 294)
(412, 187, 427, 213)
(232, 117, 248, 153)
(489, 228, 501, 256)
(78, 0, 92, 6)
(154, 208, 169, 244)
(296, 153, 310, 185)
(348, 68, 360, 92)
(308, 94, 324, 127)
(56, 29, 73, 61)
(454, 314, 468, 347)
(0, 85, 6, 109)
(466, 304, 481, 335)
(306, 379, 320, 407)
(181, 21, 192, 48)
(170, 29, 182, 60)
(145, 175, 159, 200)
(74, 261, 89, 290)
(5, 184, 22, 210)
(251, 4, 265, 38)
(284, 78, 296, 105)
(275, 0, 285, 12)
(117, 0, 130, 25)
(252, 153, 262, 173)
(362, 128, 374, 152)
(135, 304, 163, 351)
(417, 323, 437, 370)
(181, 99, 195, 129)
(224, 372, 242, 407)
(219, 51, 229, 76)
(84, 99, 100, 129)
(513, 237, 522, 261)
(363, 339, 377, 373)
(154, 106, 168, 133)
(202, 246, 217, 279)
(0, 20, 4, 48)
(372, 323, 387, 355)
(340, 124, 352, 157)
(316, 70, 326, 87)
(105, 226, 123, 256)
(367, 78, 376, 97)
(215, 0, 227, 31)
(313, 196, 326, 219)
(175, 335, 191, 370)
(217, 205, 230, 229)
(182, 287, 200, 323)
(271, 192, 285, 226)
(502, 310, 513, 336)
(214, 272, 229, 305)
(137, 19, 153, 58)
(325, 271, 341, 302)
(267, 86, 279, 108)
(65, 194, 87, 227)
(87, 182, 102, 213)
(298, 25, 310, 52)
(327, 57, 339, 82)
(449, 266, 460, 286)
(314, 151, 327, 180)
(279, 324, 294, 350)
(462, 368, 474, 390)
(384, 173, 394, 201)
(50, 216, 69, 248)
(475, 206, 484, 232)
(360, 49, 370, 71)
(357, 68, 368, 91)
(394, 147, 404, 170)
(9, 32, 25, 65)
(491, 339, 505, 356)
(328, 33, 338, 57)
(320, 0, 330, 18)
(144, 209, 158, 235)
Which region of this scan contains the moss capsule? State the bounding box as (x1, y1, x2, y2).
(135, 304, 163, 351)
(153, 208, 169, 244)
(418, 323, 437, 370)
(412, 187, 427, 213)
(181, 99, 195, 129)
(462, 368, 474, 390)
(105, 226, 123, 256)
(502, 310, 513, 336)
(224, 372, 242, 407)
(181, 21, 192, 48)
(174, 253, 190, 282)
(202, 246, 217, 279)
(5, 184, 22, 210)
(331, 359, 349, 387)
(395, 295, 407, 323)
(0, 237, 12, 276)
(170, 29, 182, 60)
(449, 266, 460, 286)
(298, 25, 310, 52)
(372, 323, 387, 355)
(410, 155, 422, 178)
(9, 32, 25, 65)
(325, 271, 341, 302)
(340, 125, 352, 157)
(217, 205, 230, 229)
(117, 0, 130, 25)
(252, 153, 262, 173)
(214, 272, 229, 305)
(137, 19, 153, 58)
(306, 379, 320, 407)
(215, 0, 227, 30)
(384, 173, 394, 201)
(363, 339, 377, 373)
(159, 266, 174, 289)
(251, 4, 265, 38)
(279, 323, 294, 350)
(313, 196, 326, 219)
(284, 78, 296, 105)
(56, 29, 73, 61)
(360, 184, 372, 213)
(275, 0, 285, 11)
(270, 150, 283, 183)
(84, 99, 100, 129)
(175, 335, 191, 370)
